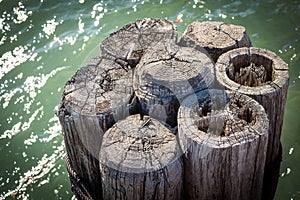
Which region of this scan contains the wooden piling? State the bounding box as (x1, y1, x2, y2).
(179, 21, 252, 62)
(58, 57, 137, 199)
(99, 114, 183, 200)
(178, 89, 269, 200)
(133, 42, 215, 126)
(215, 47, 289, 199)
(100, 18, 177, 67)
(58, 19, 289, 200)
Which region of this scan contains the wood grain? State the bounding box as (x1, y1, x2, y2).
(58, 57, 137, 199)
(99, 114, 183, 200)
(179, 21, 252, 62)
(134, 43, 215, 126)
(100, 18, 177, 67)
(215, 47, 289, 199)
(178, 89, 269, 200)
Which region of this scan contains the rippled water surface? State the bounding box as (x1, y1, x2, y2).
(0, 0, 299, 199)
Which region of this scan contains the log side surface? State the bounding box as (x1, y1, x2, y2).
(58, 19, 289, 200)
(99, 114, 183, 200)
(179, 21, 252, 62)
(215, 47, 289, 162)
(58, 57, 137, 199)
(215, 47, 289, 199)
(178, 89, 269, 200)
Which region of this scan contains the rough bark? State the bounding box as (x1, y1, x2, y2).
(133, 43, 215, 126)
(215, 47, 289, 199)
(178, 89, 269, 200)
(99, 114, 183, 200)
(100, 18, 177, 67)
(58, 57, 138, 199)
(179, 21, 252, 62)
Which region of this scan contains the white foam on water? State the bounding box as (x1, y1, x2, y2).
(0, 122, 22, 139)
(133, 5, 137, 12)
(65, 36, 77, 45)
(1, 88, 23, 109)
(40, 117, 62, 143)
(287, 167, 291, 175)
(0, 35, 7, 45)
(23, 132, 39, 146)
(219, 13, 227, 19)
(0, 18, 10, 33)
(290, 53, 297, 61)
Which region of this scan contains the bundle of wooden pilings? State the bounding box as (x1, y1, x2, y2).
(58, 19, 289, 200)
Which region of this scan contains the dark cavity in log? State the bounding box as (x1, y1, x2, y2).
(58, 19, 289, 200)
(226, 54, 274, 87)
(216, 47, 289, 199)
(178, 89, 269, 200)
(196, 95, 256, 137)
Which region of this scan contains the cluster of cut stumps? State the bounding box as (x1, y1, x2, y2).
(58, 18, 289, 200)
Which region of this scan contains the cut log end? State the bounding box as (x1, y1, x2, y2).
(99, 114, 181, 172)
(99, 114, 183, 200)
(179, 21, 252, 62)
(178, 89, 269, 148)
(196, 96, 257, 137)
(215, 46, 289, 199)
(216, 47, 289, 95)
(60, 57, 136, 117)
(100, 18, 177, 67)
(178, 89, 269, 200)
(224, 48, 277, 87)
(133, 43, 215, 126)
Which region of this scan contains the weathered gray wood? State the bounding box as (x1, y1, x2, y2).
(65, 155, 94, 200)
(215, 47, 289, 199)
(179, 21, 252, 62)
(100, 18, 177, 67)
(178, 89, 269, 200)
(134, 43, 215, 126)
(59, 19, 289, 200)
(58, 57, 137, 199)
(99, 114, 183, 200)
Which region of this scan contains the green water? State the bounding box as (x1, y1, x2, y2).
(0, 0, 299, 199)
